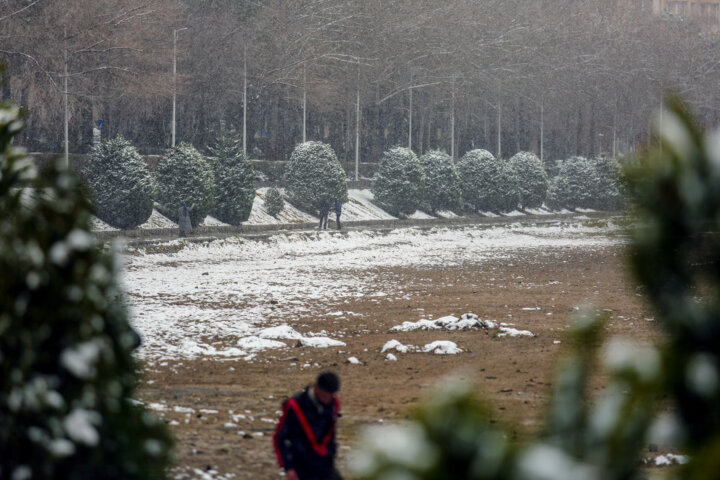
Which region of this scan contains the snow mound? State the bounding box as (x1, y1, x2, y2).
(139, 209, 177, 229)
(344, 189, 397, 221)
(422, 341, 463, 355)
(236, 336, 287, 350)
(497, 327, 535, 337)
(435, 210, 459, 218)
(245, 188, 317, 225)
(655, 454, 689, 466)
(385, 353, 398, 362)
(347, 356, 362, 365)
(408, 210, 435, 219)
(202, 215, 231, 227)
(381, 340, 414, 353)
(298, 337, 346, 348)
(258, 325, 304, 340)
(390, 313, 496, 332)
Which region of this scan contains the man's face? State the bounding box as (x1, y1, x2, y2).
(314, 385, 336, 406)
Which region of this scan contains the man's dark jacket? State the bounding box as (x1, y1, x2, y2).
(273, 386, 340, 477)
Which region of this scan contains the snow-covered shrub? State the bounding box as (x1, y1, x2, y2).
(546, 156, 599, 210)
(456, 149, 519, 213)
(508, 151, 548, 210)
(154, 142, 214, 227)
(591, 154, 622, 210)
(265, 187, 284, 217)
(0, 102, 172, 478)
(208, 132, 255, 225)
(284, 141, 348, 213)
(419, 150, 461, 213)
(81, 135, 154, 229)
(371, 147, 426, 217)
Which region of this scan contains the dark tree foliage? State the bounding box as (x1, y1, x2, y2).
(265, 187, 284, 218)
(353, 98, 720, 480)
(81, 135, 154, 230)
(284, 141, 348, 214)
(509, 151, 548, 210)
(154, 143, 214, 227)
(208, 132, 255, 225)
(0, 100, 173, 479)
(419, 150, 462, 213)
(545, 156, 599, 211)
(372, 147, 426, 217)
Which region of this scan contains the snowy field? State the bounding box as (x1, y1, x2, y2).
(121, 217, 624, 365)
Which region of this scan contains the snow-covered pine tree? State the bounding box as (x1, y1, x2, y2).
(456, 149, 520, 213)
(0, 101, 173, 479)
(81, 135, 154, 230)
(265, 187, 285, 217)
(208, 132, 255, 225)
(591, 154, 622, 210)
(371, 147, 426, 217)
(419, 150, 461, 213)
(508, 151, 548, 210)
(154, 142, 214, 227)
(284, 141, 348, 213)
(546, 156, 599, 211)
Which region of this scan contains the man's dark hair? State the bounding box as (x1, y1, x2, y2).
(316, 371, 340, 393)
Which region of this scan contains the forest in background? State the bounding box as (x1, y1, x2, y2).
(2, 0, 720, 162)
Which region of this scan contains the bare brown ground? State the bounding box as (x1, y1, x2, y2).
(138, 245, 663, 479)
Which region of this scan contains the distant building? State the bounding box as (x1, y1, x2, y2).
(639, 0, 720, 26)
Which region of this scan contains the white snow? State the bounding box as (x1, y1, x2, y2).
(497, 327, 535, 337)
(655, 454, 689, 466)
(298, 337, 346, 348)
(63, 409, 101, 446)
(343, 189, 397, 221)
(244, 188, 316, 225)
(391, 313, 497, 332)
(257, 325, 304, 340)
(236, 336, 286, 351)
(408, 210, 434, 219)
(60, 341, 101, 379)
(422, 341, 463, 355)
(347, 356, 362, 365)
(202, 215, 231, 227)
(139, 208, 177, 229)
(385, 353, 398, 362)
(381, 340, 413, 353)
(120, 218, 620, 363)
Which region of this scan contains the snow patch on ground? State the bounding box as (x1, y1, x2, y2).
(122, 219, 619, 363)
(422, 341, 463, 355)
(390, 313, 497, 332)
(140, 209, 177, 229)
(408, 210, 435, 219)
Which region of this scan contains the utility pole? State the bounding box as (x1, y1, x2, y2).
(63, 26, 69, 168)
(243, 46, 247, 157)
(302, 63, 307, 143)
(497, 84, 502, 159)
(172, 27, 187, 148)
(355, 62, 360, 181)
(540, 95, 544, 163)
(408, 71, 413, 151)
(451, 77, 456, 160)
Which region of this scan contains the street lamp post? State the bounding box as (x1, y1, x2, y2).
(172, 27, 187, 148)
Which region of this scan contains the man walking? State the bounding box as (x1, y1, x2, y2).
(319, 197, 330, 230)
(273, 371, 343, 480)
(333, 197, 342, 230)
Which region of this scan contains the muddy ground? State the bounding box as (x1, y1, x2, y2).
(138, 244, 663, 479)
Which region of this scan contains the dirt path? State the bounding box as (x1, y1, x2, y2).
(137, 244, 658, 479)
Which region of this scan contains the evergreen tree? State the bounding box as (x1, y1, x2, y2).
(154, 143, 214, 227)
(457, 149, 519, 213)
(591, 155, 622, 211)
(546, 156, 599, 211)
(284, 141, 348, 214)
(0, 101, 173, 479)
(419, 150, 462, 213)
(265, 187, 285, 218)
(81, 135, 154, 230)
(508, 151, 548, 210)
(208, 132, 255, 225)
(372, 147, 426, 217)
